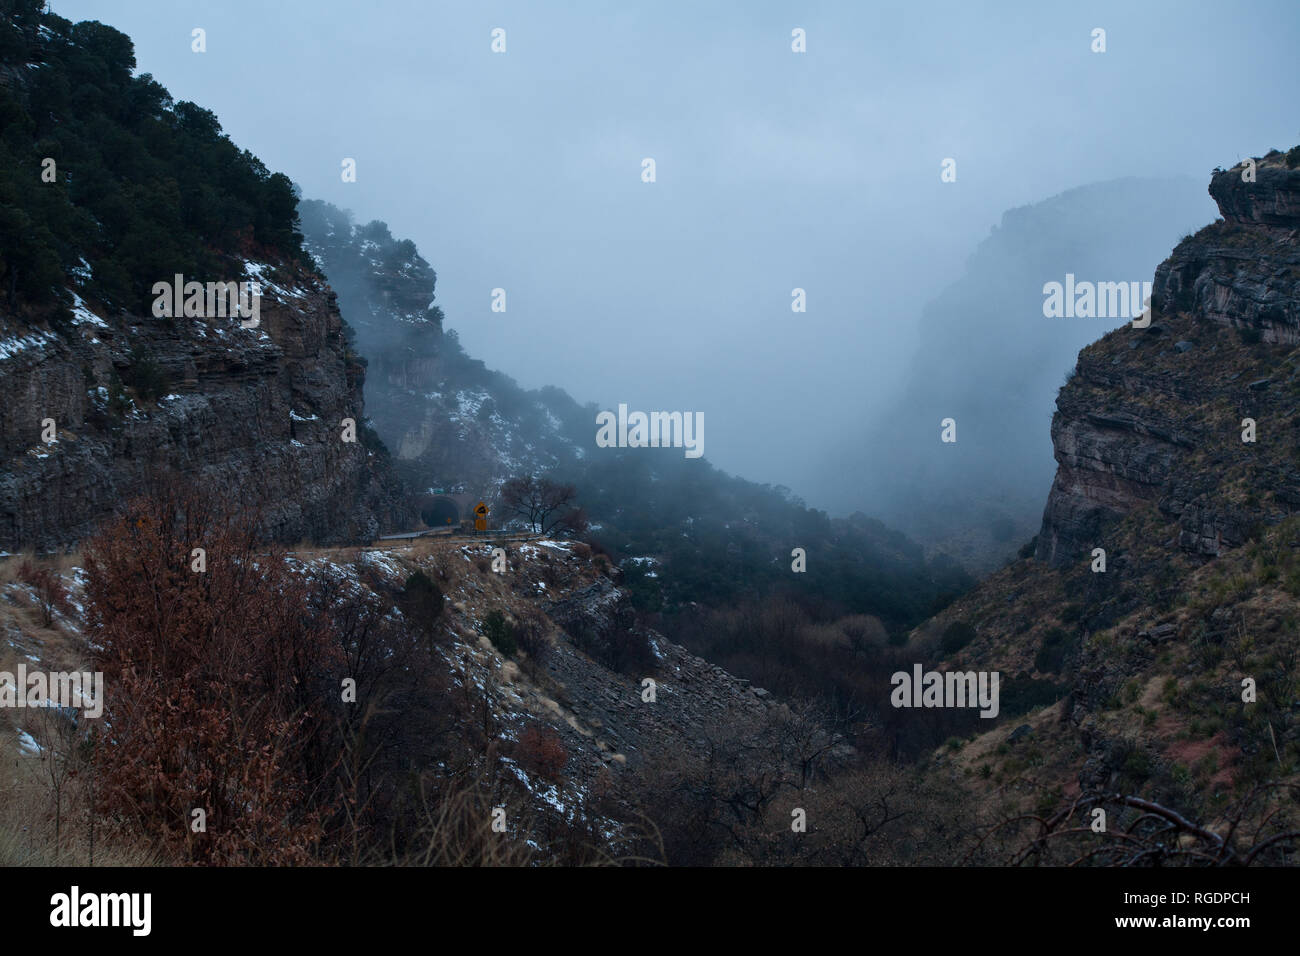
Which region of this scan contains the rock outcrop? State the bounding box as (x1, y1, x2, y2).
(0, 265, 411, 551)
(298, 201, 591, 503)
(1160, 159, 1300, 343)
(842, 176, 1211, 574)
(915, 154, 1300, 843)
(1036, 150, 1300, 567)
(0, 11, 411, 552)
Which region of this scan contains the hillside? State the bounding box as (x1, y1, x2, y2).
(0, 6, 409, 551)
(298, 199, 592, 497)
(6, 0, 1296, 873)
(17, 466, 1022, 865)
(911, 148, 1300, 863)
(299, 199, 975, 641)
(1, 515, 819, 864)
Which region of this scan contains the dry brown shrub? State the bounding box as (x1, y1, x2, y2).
(84, 481, 344, 864)
(516, 724, 568, 782)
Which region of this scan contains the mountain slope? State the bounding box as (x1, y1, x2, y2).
(0, 7, 409, 550)
(841, 177, 1213, 573)
(298, 199, 591, 499)
(300, 199, 975, 638)
(913, 148, 1300, 858)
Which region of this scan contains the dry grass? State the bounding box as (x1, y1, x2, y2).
(0, 735, 167, 867)
(391, 770, 537, 867)
(0, 550, 38, 585)
(0, 549, 82, 575)
(0, 553, 151, 866)
(0, 557, 91, 674)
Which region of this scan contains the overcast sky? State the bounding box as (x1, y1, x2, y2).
(53, 0, 1300, 509)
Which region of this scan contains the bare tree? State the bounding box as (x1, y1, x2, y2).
(970, 784, 1300, 866)
(30, 704, 85, 863)
(18, 559, 67, 627)
(499, 476, 580, 535)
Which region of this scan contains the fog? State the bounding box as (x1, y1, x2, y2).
(51, 0, 1300, 528)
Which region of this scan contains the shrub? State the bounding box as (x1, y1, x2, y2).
(1000, 676, 1065, 717)
(515, 724, 567, 782)
(18, 559, 67, 627)
(940, 621, 977, 656)
(106, 369, 131, 419)
(121, 347, 169, 401)
(569, 619, 656, 675)
(1122, 748, 1153, 784)
(401, 570, 444, 636)
(1034, 627, 1075, 674)
(514, 615, 551, 670)
(483, 610, 517, 657)
(84, 484, 343, 864)
(605, 625, 657, 674)
(1285, 567, 1300, 599)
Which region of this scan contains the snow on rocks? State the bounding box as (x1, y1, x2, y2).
(0, 329, 59, 361)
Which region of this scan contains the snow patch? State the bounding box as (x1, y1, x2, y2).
(68, 290, 107, 328)
(0, 329, 59, 361)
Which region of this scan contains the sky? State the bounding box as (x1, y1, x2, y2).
(51, 0, 1300, 511)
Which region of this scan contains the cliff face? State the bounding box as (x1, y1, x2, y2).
(0, 11, 411, 551)
(846, 176, 1211, 574)
(1036, 153, 1300, 567)
(298, 201, 593, 502)
(910, 152, 1300, 839)
(0, 263, 410, 550)
(1178, 162, 1300, 342)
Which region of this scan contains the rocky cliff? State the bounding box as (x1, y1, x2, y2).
(0, 262, 409, 551)
(0, 11, 410, 551)
(1036, 150, 1300, 567)
(846, 176, 1211, 574)
(298, 200, 591, 506)
(916, 149, 1300, 844)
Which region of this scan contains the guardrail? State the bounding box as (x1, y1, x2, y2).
(371, 528, 547, 548)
